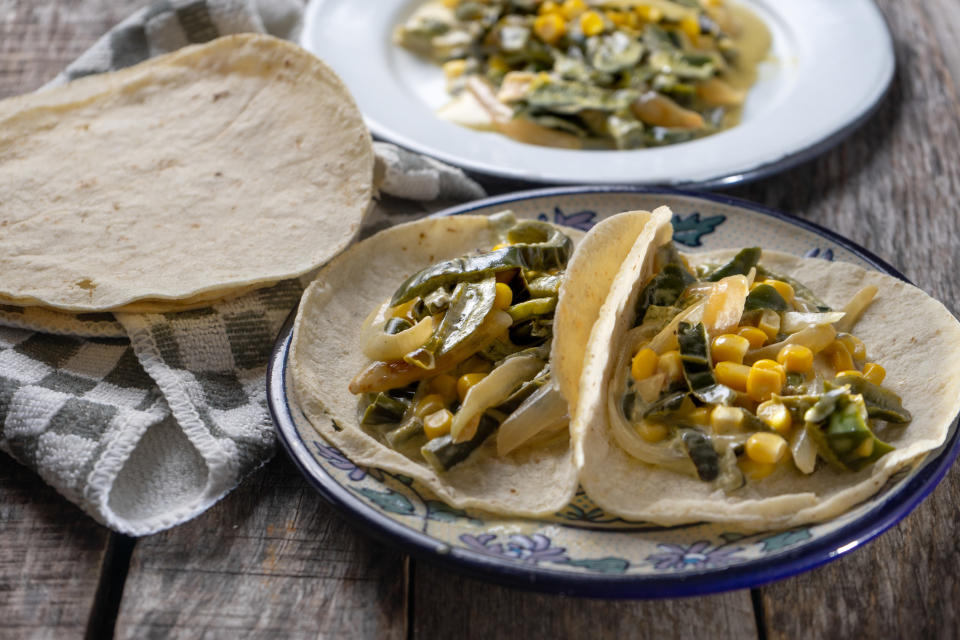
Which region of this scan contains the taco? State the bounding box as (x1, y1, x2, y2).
(290, 210, 656, 516)
(573, 209, 960, 529)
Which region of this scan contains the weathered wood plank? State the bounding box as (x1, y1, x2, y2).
(0, 455, 112, 640)
(730, 0, 960, 637)
(413, 564, 757, 639)
(114, 455, 408, 639)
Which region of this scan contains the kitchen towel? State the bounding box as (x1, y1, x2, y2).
(0, 0, 484, 535)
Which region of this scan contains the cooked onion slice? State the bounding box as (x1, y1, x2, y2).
(834, 285, 878, 333)
(360, 299, 434, 361)
(450, 354, 545, 443)
(746, 323, 837, 364)
(701, 274, 749, 336)
(497, 382, 569, 456)
(781, 311, 846, 333)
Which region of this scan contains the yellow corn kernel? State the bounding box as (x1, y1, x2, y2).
(680, 14, 701, 38)
(863, 362, 886, 384)
(747, 364, 782, 402)
(442, 59, 467, 80)
(737, 326, 768, 349)
(738, 456, 776, 481)
(837, 369, 863, 379)
(430, 374, 459, 402)
(745, 432, 788, 464)
(753, 359, 786, 385)
(854, 436, 875, 458)
(605, 10, 629, 26)
(763, 279, 795, 305)
(634, 4, 663, 22)
(777, 344, 813, 374)
(715, 361, 750, 392)
(688, 406, 711, 426)
(494, 282, 513, 309)
(756, 400, 792, 435)
(441, 0, 458, 8)
(561, 0, 586, 18)
(487, 55, 510, 73)
(711, 333, 750, 364)
(637, 421, 668, 442)
(415, 393, 447, 418)
(579, 10, 605, 36)
(826, 340, 854, 373)
(423, 409, 453, 439)
(758, 309, 781, 339)
(631, 347, 659, 381)
(837, 333, 867, 361)
(533, 13, 566, 44)
(457, 373, 487, 402)
(539, 0, 561, 15)
(710, 405, 744, 434)
(657, 349, 683, 382)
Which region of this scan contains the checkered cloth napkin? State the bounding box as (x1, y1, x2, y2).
(0, 0, 484, 536)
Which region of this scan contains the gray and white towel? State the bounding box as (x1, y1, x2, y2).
(0, 0, 484, 535)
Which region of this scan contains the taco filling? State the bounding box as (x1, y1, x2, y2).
(349, 212, 576, 471)
(610, 243, 913, 491)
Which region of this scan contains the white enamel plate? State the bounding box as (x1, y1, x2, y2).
(301, 0, 894, 186)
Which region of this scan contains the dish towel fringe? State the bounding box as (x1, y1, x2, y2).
(0, 0, 484, 536)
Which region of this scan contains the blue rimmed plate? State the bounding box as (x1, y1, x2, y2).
(268, 187, 960, 598)
(300, 0, 894, 187)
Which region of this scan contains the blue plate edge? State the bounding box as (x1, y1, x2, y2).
(268, 186, 960, 599)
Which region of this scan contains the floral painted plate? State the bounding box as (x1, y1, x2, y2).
(300, 0, 894, 187)
(267, 188, 960, 597)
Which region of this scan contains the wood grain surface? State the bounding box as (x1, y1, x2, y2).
(1, 0, 959, 638)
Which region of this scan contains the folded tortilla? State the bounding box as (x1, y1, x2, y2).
(0, 34, 373, 312)
(573, 212, 960, 529)
(290, 213, 647, 516)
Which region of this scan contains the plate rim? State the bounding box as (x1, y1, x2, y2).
(268, 186, 960, 598)
(300, 0, 896, 188)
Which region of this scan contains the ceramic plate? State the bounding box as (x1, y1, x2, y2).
(268, 188, 960, 597)
(300, 0, 894, 187)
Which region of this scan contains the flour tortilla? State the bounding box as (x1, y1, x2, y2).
(0, 34, 373, 312)
(290, 215, 590, 517)
(574, 219, 960, 529)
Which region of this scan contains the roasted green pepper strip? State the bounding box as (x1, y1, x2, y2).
(681, 429, 719, 481)
(360, 393, 410, 425)
(421, 414, 499, 471)
(507, 297, 557, 323)
(678, 322, 737, 405)
(804, 392, 894, 471)
(833, 375, 912, 423)
(744, 283, 788, 312)
(635, 263, 696, 322)
(405, 278, 496, 369)
(390, 221, 572, 306)
(706, 247, 761, 282)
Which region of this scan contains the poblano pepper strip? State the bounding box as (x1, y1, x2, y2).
(507, 297, 557, 323)
(635, 263, 696, 322)
(705, 247, 761, 282)
(832, 375, 912, 423)
(360, 393, 410, 425)
(405, 278, 496, 369)
(681, 429, 720, 481)
(744, 283, 788, 312)
(390, 221, 572, 306)
(805, 393, 894, 471)
(677, 321, 737, 405)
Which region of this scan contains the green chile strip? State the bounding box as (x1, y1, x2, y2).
(833, 375, 912, 423)
(635, 263, 696, 321)
(706, 247, 761, 282)
(743, 283, 788, 311)
(405, 278, 496, 369)
(390, 222, 572, 306)
(681, 429, 719, 481)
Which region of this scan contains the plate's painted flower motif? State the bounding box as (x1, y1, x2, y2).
(671, 212, 726, 247)
(313, 442, 367, 481)
(539, 207, 596, 231)
(804, 247, 835, 261)
(461, 533, 568, 564)
(646, 541, 745, 571)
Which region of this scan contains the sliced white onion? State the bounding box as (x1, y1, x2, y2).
(790, 427, 817, 474)
(360, 299, 434, 362)
(701, 275, 749, 336)
(745, 323, 837, 364)
(781, 311, 846, 333)
(450, 354, 545, 442)
(834, 285, 878, 333)
(496, 382, 569, 456)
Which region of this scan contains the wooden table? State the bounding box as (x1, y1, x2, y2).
(2, 1, 959, 637)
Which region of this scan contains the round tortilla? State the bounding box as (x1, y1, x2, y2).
(575, 236, 960, 529)
(290, 215, 585, 517)
(0, 34, 373, 312)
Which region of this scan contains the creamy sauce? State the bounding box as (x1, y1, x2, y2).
(719, 2, 773, 128)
